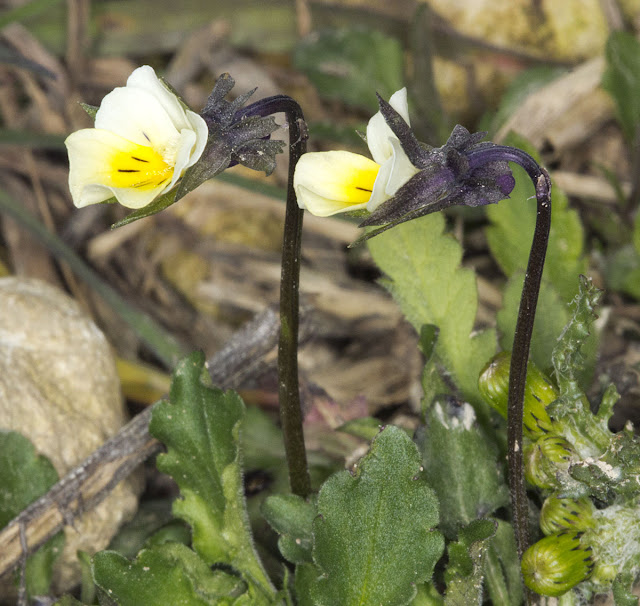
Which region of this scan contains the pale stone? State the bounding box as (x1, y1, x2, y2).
(421, 0, 617, 120)
(0, 277, 139, 593)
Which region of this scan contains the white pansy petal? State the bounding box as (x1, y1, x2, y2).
(126, 65, 192, 132)
(366, 87, 410, 165)
(366, 157, 394, 212)
(293, 151, 379, 216)
(185, 109, 208, 165)
(109, 184, 170, 209)
(296, 185, 368, 217)
(65, 128, 174, 209)
(165, 129, 198, 191)
(72, 184, 115, 208)
(66, 129, 124, 206)
(95, 87, 179, 149)
(388, 87, 410, 123)
(385, 137, 419, 196)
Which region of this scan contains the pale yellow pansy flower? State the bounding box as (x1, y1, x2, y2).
(65, 66, 208, 209)
(293, 88, 419, 217)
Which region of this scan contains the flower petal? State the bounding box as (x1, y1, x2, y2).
(124, 66, 208, 168)
(95, 86, 180, 153)
(366, 87, 410, 165)
(165, 128, 198, 191)
(385, 137, 420, 195)
(367, 157, 394, 212)
(294, 151, 379, 217)
(125, 65, 193, 132)
(65, 128, 173, 209)
(296, 185, 368, 217)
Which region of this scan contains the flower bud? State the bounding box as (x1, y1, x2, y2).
(478, 351, 557, 438)
(525, 434, 576, 489)
(539, 494, 595, 536)
(521, 532, 595, 597)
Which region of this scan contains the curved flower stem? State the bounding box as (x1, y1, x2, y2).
(240, 95, 311, 497)
(470, 148, 552, 566)
(507, 167, 551, 559)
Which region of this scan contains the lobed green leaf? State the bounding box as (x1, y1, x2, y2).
(261, 494, 316, 565)
(310, 426, 443, 606)
(417, 399, 508, 539)
(93, 543, 246, 606)
(367, 212, 496, 411)
(444, 519, 497, 606)
(149, 352, 275, 599)
(0, 430, 64, 597)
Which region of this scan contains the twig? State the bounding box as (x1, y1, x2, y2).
(0, 305, 309, 581)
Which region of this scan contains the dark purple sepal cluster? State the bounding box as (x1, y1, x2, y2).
(358, 95, 515, 240)
(175, 74, 285, 201)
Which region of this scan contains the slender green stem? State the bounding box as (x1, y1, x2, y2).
(242, 95, 311, 496)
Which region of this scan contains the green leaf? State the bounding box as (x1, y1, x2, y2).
(311, 425, 444, 606)
(149, 352, 275, 599)
(411, 583, 445, 605)
(417, 399, 508, 539)
(93, 543, 247, 606)
(80, 102, 98, 120)
(551, 276, 603, 398)
(106, 499, 175, 558)
(483, 521, 523, 606)
(497, 272, 569, 370)
(336, 416, 382, 441)
(294, 563, 320, 606)
(294, 27, 404, 113)
(602, 31, 640, 142)
(605, 244, 640, 299)
(486, 146, 586, 302)
(418, 324, 447, 414)
(261, 494, 316, 565)
(612, 572, 639, 606)
(0, 430, 64, 597)
(78, 550, 96, 605)
(367, 212, 496, 411)
(444, 519, 497, 606)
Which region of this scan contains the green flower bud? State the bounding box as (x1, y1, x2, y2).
(521, 532, 595, 597)
(478, 351, 557, 438)
(525, 434, 577, 489)
(539, 494, 595, 536)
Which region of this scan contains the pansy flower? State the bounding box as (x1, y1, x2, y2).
(65, 66, 208, 209)
(293, 88, 419, 217)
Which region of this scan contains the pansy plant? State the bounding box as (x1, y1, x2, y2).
(63, 68, 553, 592)
(293, 90, 553, 563)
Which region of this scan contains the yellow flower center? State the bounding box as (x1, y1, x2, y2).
(108, 140, 174, 190)
(341, 163, 379, 204)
